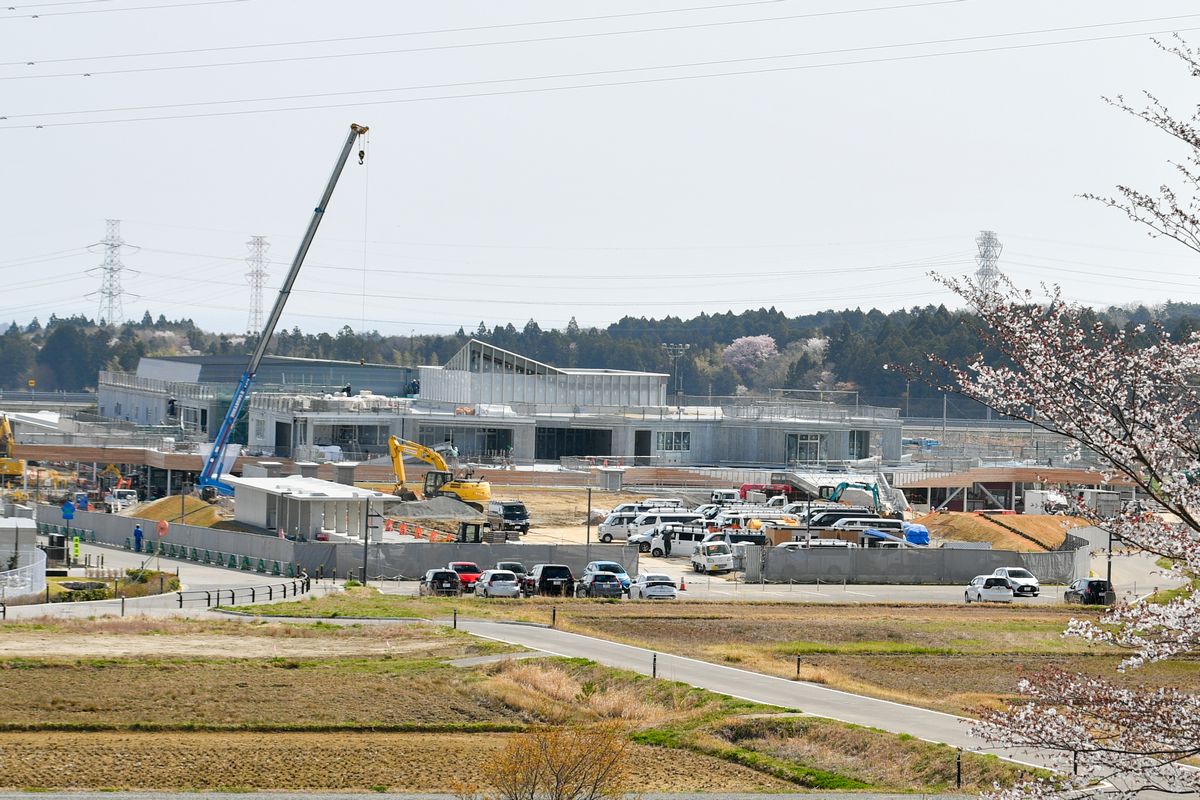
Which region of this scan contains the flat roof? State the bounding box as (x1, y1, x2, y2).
(225, 475, 390, 500)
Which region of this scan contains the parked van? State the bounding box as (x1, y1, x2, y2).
(806, 508, 880, 528)
(629, 523, 709, 557)
(598, 511, 640, 543)
(629, 510, 705, 537)
(829, 517, 903, 533)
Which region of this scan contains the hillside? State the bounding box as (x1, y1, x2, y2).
(916, 512, 1089, 552)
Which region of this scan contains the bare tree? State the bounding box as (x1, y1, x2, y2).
(918, 38, 1200, 800)
(470, 724, 631, 800)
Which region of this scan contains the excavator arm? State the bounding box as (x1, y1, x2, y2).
(386, 436, 490, 510)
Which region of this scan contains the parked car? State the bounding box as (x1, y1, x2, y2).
(521, 564, 574, 597)
(964, 574, 1013, 603)
(629, 573, 678, 600)
(580, 561, 631, 593)
(419, 568, 462, 597)
(487, 500, 531, 535)
(991, 567, 1040, 597)
(691, 540, 734, 573)
(495, 560, 527, 578)
(449, 561, 482, 593)
(576, 572, 624, 598)
(476, 569, 521, 598)
(1064, 578, 1117, 605)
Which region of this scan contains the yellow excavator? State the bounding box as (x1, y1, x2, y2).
(0, 414, 24, 483)
(387, 436, 491, 510)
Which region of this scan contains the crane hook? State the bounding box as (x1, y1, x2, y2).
(358, 149, 366, 165)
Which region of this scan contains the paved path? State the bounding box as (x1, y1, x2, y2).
(459, 619, 1048, 769)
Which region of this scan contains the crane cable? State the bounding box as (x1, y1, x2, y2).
(359, 130, 370, 366)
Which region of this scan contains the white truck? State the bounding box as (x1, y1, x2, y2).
(691, 540, 734, 574)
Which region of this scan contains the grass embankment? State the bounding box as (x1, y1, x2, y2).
(126, 495, 225, 527)
(915, 511, 1087, 551)
(244, 590, 1198, 715)
(0, 617, 1031, 794)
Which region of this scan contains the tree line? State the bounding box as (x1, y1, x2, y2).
(3, 302, 1199, 417)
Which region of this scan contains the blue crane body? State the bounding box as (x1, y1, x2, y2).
(198, 123, 369, 495)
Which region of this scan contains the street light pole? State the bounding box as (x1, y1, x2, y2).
(1107, 527, 1113, 585)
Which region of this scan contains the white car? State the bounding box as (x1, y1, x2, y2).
(476, 569, 520, 598)
(776, 539, 859, 550)
(991, 567, 1040, 598)
(629, 573, 678, 600)
(965, 574, 1014, 603)
(691, 541, 734, 573)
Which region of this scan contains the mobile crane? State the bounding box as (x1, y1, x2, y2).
(387, 436, 491, 510)
(198, 123, 369, 497)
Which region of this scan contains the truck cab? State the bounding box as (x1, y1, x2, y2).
(691, 541, 733, 574)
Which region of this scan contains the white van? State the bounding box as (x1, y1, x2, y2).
(597, 512, 640, 543)
(829, 517, 903, 533)
(629, 510, 705, 537)
(710, 510, 797, 531)
(629, 523, 709, 557)
(710, 489, 741, 505)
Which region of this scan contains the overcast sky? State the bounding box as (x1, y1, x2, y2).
(2, 0, 1199, 336)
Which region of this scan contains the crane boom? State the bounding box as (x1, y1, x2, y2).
(199, 123, 369, 495)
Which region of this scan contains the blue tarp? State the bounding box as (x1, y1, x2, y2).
(902, 523, 930, 546)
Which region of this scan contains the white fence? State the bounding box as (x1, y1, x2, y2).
(0, 548, 46, 602)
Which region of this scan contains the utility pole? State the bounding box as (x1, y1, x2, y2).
(661, 343, 690, 406)
(245, 235, 270, 336)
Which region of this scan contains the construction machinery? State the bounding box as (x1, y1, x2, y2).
(387, 436, 491, 510)
(197, 123, 369, 497)
(0, 414, 22, 482)
(828, 481, 882, 509)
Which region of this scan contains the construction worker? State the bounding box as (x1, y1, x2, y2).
(133, 523, 144, 553)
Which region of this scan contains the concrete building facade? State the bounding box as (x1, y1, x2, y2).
(248, 340, 904, 467)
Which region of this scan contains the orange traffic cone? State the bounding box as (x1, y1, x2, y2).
(679, 576, 687, 592)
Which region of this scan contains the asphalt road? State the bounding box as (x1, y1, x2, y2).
(459, 619, 1050, 769)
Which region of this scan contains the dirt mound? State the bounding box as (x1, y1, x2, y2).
(915, 511, 1087, 551)
(389, 496, 483, 520)
(124, 495, 224, 528)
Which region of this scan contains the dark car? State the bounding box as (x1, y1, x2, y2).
(419, 568, 461, 597)
(521, 564, 574, 597)
(496, 560, 527, 578)
(1065, 578, 1117, 606)
(575, 572, 624, 598)
(487, 500, 531, 535)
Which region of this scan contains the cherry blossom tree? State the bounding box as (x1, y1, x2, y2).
(919, 37, 1200, 800)
(722, 334, 778, 374)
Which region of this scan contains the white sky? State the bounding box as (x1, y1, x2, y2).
(2, 0, 1199, 336)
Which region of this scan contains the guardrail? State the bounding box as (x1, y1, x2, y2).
(177, 577, 311, 608)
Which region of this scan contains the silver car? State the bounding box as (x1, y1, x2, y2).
(476, 569, 520, 598)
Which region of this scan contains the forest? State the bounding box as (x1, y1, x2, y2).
(3, 301, 1198, 418)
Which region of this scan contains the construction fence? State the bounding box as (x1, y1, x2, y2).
(36, 505, 637, 583)
(747, 532, 1092, 585)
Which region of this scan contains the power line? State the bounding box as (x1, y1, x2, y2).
(0, 0, 792, 66)
(0, 0, 249, 20)
(0, 0, 978, 80)
(5, 22, 1196, 129)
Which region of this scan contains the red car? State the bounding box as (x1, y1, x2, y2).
(449, 561, 482, 593)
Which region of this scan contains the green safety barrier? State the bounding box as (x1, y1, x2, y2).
(286, 563, 296, 578)
(271, 561, 281, 576)
(203, 550, 212, 564)
(255, 558, 266, 573)
(88, 531, 96, 543)
(227, 554, 237, 569)
(170, 544, 179, 558)
(189, 547, 199, 561)
(124, 537, 131, 550)
(240, 556, 252, 571)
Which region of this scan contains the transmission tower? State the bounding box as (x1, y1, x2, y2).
(974, 230, 1003, 293)
(245, 235, 270, 335)
(86, 219, 136, 325)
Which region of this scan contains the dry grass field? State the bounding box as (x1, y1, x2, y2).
(248, 591, 1199, 716)
(915, 511, 1088, 551)
(0, 615, 1031, 793)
